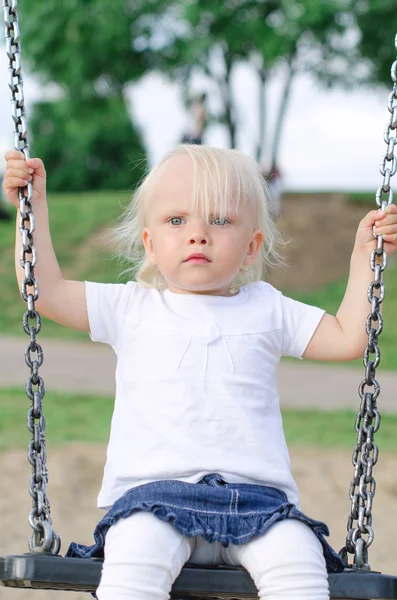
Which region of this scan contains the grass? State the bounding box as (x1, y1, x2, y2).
(345, 192, 397, 207)
(1, 387, 397, 452)
(345, 192, 380, 206)
(0, 388, 113, 450)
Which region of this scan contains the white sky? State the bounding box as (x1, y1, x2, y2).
(0, 48, 392, 192)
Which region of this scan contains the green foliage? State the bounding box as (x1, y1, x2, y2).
(170, 0, 350, 71)
(16, 0, 154, 191)
(30, 96, 147, 191)
(14, 0, 397, 172)
(2, 387, 397, 451)
(158, 0, 355, 155)
(17, 0, 163, 91)
(352, 0, 397, 87)
(181, 1, 283, 66)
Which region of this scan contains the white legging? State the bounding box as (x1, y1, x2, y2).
(97, 512, 329, 600)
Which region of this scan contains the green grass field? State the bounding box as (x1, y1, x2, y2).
(1, 387, 396, 452)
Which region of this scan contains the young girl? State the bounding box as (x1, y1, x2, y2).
(4, 145, 397, 600)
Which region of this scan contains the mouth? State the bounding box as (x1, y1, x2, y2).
(183, 254, 211, 263)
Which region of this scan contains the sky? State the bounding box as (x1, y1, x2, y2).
(0, 47, 393, 193)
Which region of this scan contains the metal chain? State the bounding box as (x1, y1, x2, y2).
(339, 34, 397, 571)
(3, 0, 60, 555)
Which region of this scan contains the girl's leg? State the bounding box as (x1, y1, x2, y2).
(97, 511, 195, 600)
(222, 519, 329, 600)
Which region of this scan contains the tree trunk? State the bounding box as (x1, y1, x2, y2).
(256, 68, 267, 163)
(224, 94, 236, 148)
(216, 47, 236, 148)
(271, 57, 296, 168)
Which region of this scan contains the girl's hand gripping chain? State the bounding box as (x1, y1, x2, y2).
(356, 204, 397, 256)
(3, 150, 46, 206)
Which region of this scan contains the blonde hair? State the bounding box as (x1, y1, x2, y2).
(113, 144, 284, 292)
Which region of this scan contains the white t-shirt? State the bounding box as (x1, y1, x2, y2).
(86, 280, 325, 510)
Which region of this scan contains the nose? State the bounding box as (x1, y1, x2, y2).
(189, 235, 208, 245)
(188, 220, 209, 245)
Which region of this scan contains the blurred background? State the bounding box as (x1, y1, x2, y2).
(0, 0, 395, 191)
(1, 3, 397, 598)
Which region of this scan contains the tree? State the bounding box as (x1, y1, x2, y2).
(263, 0, 357, 167)
(156, 0, 288, 155)
(16, 0, 162, 189)
(143, 0, 355, 165)
(17, 0, 360, 174)
(31, 97, 146, 192)
(350, 0, 397, 88)
(17, 0, 162, 95)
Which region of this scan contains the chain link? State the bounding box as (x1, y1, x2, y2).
(3, 0, 60, 555)
(339, 34, 397, 572)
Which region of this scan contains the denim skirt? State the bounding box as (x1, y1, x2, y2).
(67, 473, 344, 573)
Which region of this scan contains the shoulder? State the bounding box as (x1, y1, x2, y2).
(242, 280, 322, 325)
(86, 281, 159, 318)
(247, 281, 322, 316)
(243, 281, 318, 310)
(231, 281, 283, 332)
(85, 282, 161, 345)
(86, 280, 153, 299)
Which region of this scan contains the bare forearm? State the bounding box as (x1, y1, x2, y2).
(335, 247, 376, 358)
(304, 249, 375, 362)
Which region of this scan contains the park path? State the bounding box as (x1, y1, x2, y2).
(0, 335, 396, 412)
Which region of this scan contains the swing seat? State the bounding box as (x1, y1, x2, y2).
(1, 555, 397, 599)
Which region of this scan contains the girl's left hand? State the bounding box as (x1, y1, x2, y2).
(355, 203, 397, 255)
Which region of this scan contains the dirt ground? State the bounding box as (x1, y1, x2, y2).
(2, 193, 396, 599)
(1, 444, 397, 600)
(267, 192, 370, 291)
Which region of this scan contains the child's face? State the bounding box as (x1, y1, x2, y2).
(142, 155, 263, 296)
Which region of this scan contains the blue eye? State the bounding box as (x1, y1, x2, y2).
(169, 217, 184, 226)
(212, 217, 229, 226)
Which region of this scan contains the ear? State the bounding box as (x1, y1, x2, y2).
(142, 228, 157, 264)
(243, 230, 263, 267)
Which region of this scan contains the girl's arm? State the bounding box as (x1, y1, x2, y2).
(4, 150, 89, 332)
(303, 204, 397, 361)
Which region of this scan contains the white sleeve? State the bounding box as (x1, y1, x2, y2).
(280, 293, 325, 359)
(85, 281, 137, 347)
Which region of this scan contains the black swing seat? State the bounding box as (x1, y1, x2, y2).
(1, 555, 397, 599)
